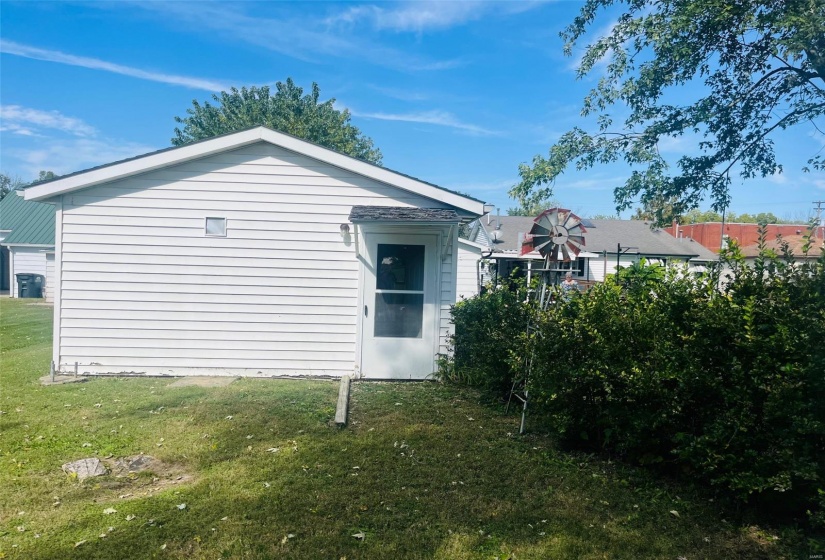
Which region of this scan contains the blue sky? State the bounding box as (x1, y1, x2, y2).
(1, 1, 823, 220)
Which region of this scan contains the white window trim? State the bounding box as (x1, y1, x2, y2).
(205, 217, 227, 237)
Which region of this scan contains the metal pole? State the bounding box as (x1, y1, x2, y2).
(50, 361, 55, 382)
(719, 208, 727, 251)
(616, 243, 621, 275)
(74, 362, 78, 377)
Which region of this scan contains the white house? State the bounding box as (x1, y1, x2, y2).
(467, 215, 718, 285)
(24, 127, 487, 380)
(0, 191, 56, 301)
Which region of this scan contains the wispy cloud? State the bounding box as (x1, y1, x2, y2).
(9, 137, 155, 177)
(0, 105, 96, 137)
(327, 1, 548, 33)
(0, 104, 154, 177)
(327, 2, 487, 32)
(0, 39, 230, 90)
(127, 2, 460, 72)
(355, 109, 496, 135)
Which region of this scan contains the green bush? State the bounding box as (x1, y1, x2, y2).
(443, 235, 825, 526)
(438, 277, 533, 395)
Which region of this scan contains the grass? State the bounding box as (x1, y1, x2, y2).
(0, 297, 817, 559)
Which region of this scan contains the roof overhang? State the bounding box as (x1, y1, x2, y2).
(24, 126, 486, 217)
(348, 206, 461, 224)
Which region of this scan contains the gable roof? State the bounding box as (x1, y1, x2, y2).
(24, 126, 486, 216)
(482, 216, 717, 261)
(0, 192, 55, 246)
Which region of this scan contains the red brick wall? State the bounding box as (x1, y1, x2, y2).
(664, 222, 820, 253)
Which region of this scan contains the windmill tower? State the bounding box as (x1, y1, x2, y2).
(507, 208, 587, 433)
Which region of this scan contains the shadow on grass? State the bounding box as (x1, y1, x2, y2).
(17, 382, 797, 560)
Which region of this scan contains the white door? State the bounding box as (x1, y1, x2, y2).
(360, 233, 438, 379)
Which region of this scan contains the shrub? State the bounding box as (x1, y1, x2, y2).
(444, 234, 825, 526)
(437, 276, 533, 396)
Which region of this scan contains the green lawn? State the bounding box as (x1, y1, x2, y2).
(0, 297, 812, 559)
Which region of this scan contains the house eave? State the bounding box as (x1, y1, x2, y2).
(24, 127, 486, 216)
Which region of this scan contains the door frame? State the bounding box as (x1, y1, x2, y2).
(354, 225, 444, 379)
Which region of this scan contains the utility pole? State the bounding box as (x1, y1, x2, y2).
(814, 201, 825, 239)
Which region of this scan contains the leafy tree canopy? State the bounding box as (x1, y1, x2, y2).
(0, 171, 56, 201)
(172, 79, 383, 164)
(506, 198, 563, 216)
(633, 202, 786, 224)
(0, 173, 23, 201)
(511, 0, 825, 226)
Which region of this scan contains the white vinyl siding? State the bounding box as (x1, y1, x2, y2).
(456, 241, 481, 300)
(56, 142, 456, 377)
(45, 253, 55, 302)
(10, 247, 48, 298)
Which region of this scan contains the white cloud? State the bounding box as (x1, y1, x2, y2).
(0, 105, 96, 137)
(328, 2, 486, 32)
(327, 1, 548, 33)
(451, 178, 516, 194)
(355, 109, 496, 135)
(765, 171, 789, 185)
(127, 2, 459, 72)
(0, 39, 230, 91)
(9, 138, 155, 178)
(0, 105, 154, 178)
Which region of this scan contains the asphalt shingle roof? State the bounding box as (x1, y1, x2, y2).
(349, 206, 460, 222)
(0, 192, 55, 246)
(484, 216, 717, 261)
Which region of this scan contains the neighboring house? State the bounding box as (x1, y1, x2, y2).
(665, 221, 824, 253)
(466, 215, 718, 285)
(24, 126, 486, 380)
(456, 237, 488, 300)
(0, 191, 56, 300)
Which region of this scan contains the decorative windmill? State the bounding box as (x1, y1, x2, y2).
(507, 208, 587, 434)
(519, 208, 587, 308)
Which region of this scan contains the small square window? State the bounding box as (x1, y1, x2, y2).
(205, 217, 227, 237)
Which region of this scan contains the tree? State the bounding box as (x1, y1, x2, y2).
(511, 0, 825, 226)
(0, 172, 25, 201)
(36, 171, 57, 183)
(172, 79, 383, 164)
(1, 171, 59, 201)
(506, 198, 563, 216)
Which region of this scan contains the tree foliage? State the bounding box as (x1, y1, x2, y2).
(0, 173, 24, 201)
(506, 198, 562, 216)
(511, 0, 825, 225)
(633, 205, 786, 224)
(0, 171, 55, 201)
(172, 79, 383, 164)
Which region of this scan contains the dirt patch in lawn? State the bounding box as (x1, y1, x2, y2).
(85, 455, 195, 498)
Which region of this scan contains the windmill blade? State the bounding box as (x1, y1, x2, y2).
(559, 243, 571, 261)
(567, 235, 585, 247)
(534, 238, 556, 253)
(564, 215, 580, 230)
(531, 223, 552, 236)
(566, 241, 582, 256)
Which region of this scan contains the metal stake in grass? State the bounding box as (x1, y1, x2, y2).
(50, 360, 55, 383)
(75, 362, 78, 377)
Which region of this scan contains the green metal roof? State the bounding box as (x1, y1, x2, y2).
(0, 191, 55, 246)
